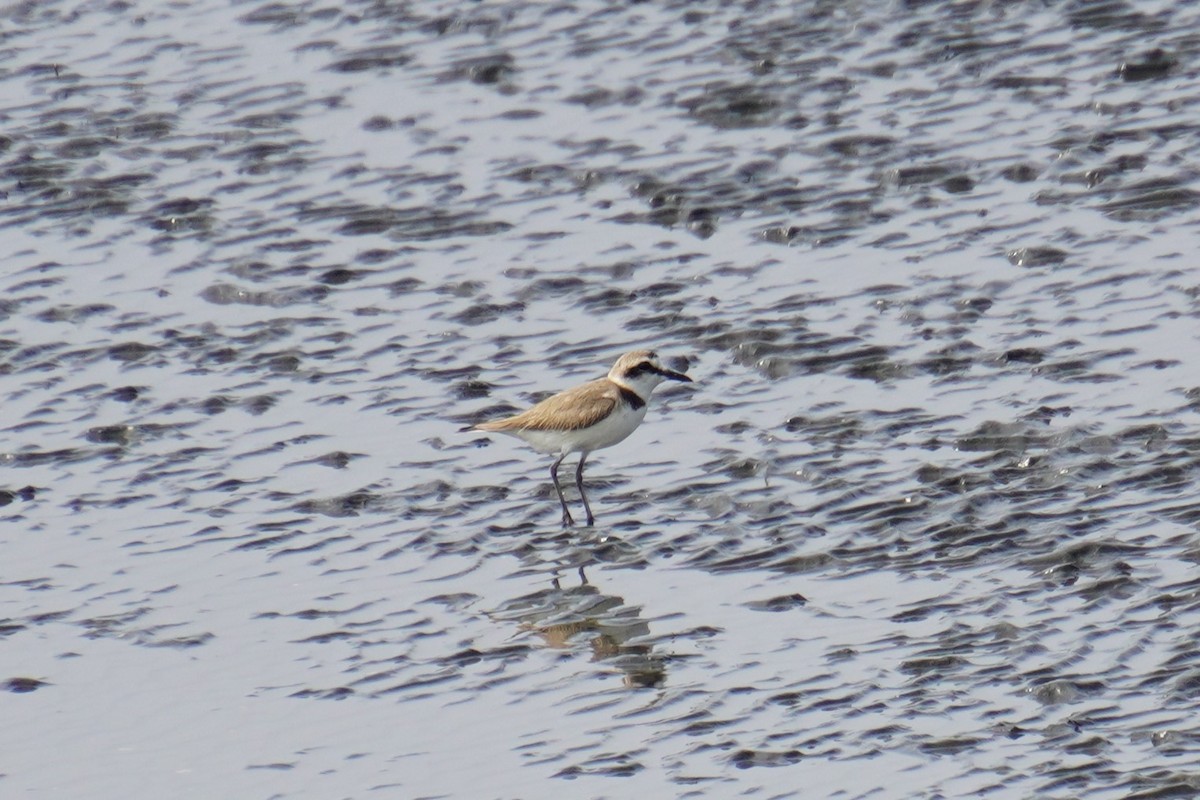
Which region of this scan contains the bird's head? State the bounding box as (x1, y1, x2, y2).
(608, 349, 692, 396)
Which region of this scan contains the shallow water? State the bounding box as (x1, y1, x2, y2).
(4, 0, 1200, 797)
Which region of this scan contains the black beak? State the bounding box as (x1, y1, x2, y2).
(657, 367, 693, 383)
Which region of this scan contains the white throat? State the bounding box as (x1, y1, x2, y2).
(608, 372, 664, 400)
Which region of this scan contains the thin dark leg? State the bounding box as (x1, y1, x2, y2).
(575, 452, 594, 526)
(550, 454, 574, 527)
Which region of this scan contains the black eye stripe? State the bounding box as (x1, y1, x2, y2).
(626, 361, 658, 378)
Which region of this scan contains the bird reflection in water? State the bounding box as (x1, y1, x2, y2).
(493, 569, 665, 689)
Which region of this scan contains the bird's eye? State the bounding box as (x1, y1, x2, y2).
(628, 361, 654, 377)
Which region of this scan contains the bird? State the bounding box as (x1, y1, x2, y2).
(467, 349, 693, 527)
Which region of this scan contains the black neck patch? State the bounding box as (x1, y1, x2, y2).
(619, 385, 646, 410)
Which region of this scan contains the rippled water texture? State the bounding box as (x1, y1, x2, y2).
(4, 0, 1200, 796)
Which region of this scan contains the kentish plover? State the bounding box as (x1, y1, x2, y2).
(468, 350, 692, 526)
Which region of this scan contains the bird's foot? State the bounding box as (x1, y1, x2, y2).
(561, 512, 575, 528)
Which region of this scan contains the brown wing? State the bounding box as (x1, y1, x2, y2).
(475, 378, 617, 432)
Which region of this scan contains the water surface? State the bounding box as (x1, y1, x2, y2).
(3, 1, 1200, 797)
